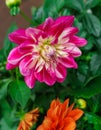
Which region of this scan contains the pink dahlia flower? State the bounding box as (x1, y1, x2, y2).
(6, 16, 87, 88)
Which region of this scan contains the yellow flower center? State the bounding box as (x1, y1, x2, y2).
(34, 37, 67, 63)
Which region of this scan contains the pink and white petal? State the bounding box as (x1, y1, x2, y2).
(49, 16, 75, 38)
(55, 64, 67, 82)
(37, 17, 54, 32)
(18, 41, 34, 53)
(35, 57, 45, 72)
(69, 36, 87, 47)
(43, 68, 56, 86)
(25, 27, 45, 43)
(19, 56, 34, 76)
(59, 27, 79, 41)
(8, 28, 27, 44)
(24, 70, 36, 88)
(7, 47, 31, 65)
(54, 16, 75, 27)
(34, 69, 44, 82)
(58, 56, 78, 69)
(46, 62, 56, 77)
(34, 67, 56, 85)
(6, 62, 18, 70)
(64, 43, 82, 57)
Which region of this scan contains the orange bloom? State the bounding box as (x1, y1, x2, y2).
(37, 99, 83, 130)
(17, 108, 39, 130)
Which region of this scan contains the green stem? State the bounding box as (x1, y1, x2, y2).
(20, 10, 33, 24)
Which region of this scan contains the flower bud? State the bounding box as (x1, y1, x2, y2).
(76, 98, 87, 109)
(6, 0, 21, 9)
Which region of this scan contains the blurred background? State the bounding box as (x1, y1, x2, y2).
(0, 0, 43, 48)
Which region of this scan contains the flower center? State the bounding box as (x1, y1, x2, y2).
(34, 37, 67, 64)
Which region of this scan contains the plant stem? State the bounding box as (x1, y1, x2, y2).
(20, 10, 33, 24)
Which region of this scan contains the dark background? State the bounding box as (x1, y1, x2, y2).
(0, 0, 43, 48)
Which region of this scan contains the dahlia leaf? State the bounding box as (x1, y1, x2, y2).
(85, 0, 101, 9)
(3, 23, 17, 57)
(90, 53, 101, 76)
(85, 112, 101, 130)
(8, 80, 31, 108)
(83, 13, 101, 37)
(73, 75, 101, 98)
(64, 0, 85, 12)
(0, 78, 12, 100)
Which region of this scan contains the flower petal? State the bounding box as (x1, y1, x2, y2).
(69, 36, 87, 47)
(64, 43, 82, 57)
(37, 17, 54, 32)
(8, 28, 27, 44)
(56, 64, 67, 82)
(68, 108, 84, 121)
(49, 16, 75, 38)
(58, 56, 78, 69)
(7, 47, 31, 65)
(19, 56, 34, 76)
(24, 70, 36, 88)
(25, 27, 46, 43)
(35, 67, 56, 86)
(19, 41, 34, 53)
(6, 62, 18, 70)
(59, 27, 79, 41)
(63, 117, 76, 130)
(55, 16, 75, 27)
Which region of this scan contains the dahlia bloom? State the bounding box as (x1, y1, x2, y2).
(17, 108, 39, 130)
(6, 16, 87, 88)
(37, 99, 84, 130)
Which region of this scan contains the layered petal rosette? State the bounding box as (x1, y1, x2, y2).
(37, 98, 84, 130)
(6, 16, 87, 88)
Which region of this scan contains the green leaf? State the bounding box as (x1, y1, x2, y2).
(32, 6, 46, 26)
(85, 0, 101, 9)
(9, 80, 31, 108)
(96, 38, 101, 50)
(3, 23, 17, 58)
(0, 119, 16, 130)
(85, 112, 101, 130)
(0, 78, 12, 100)
(83, 13, 101, 37)
(64, 0, 85, 12)
(0, 99, 17, 127)
(66, 75, 101, 98)
(90, 53, 101, 76)
(43, 0, 58, 17)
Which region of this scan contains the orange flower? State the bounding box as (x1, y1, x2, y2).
(17, 108, 39, 130)
(37, 99, 83, 130)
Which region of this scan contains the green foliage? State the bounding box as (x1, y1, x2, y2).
(9, 80, 31, 108)
(0, 0, 101, 129)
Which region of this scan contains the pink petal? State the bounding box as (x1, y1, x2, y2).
(19, 56, 34, 76)
(25, 27, 46, 43)
(34, 69, 44, 82)
(64, 43, 82, 57)
(43, 68, 56, 85)
(19, 41, 34, 53)
(7, 47, 31, 65)
(24, 70, 36, 88)
(55, 16, 75, 27)
(8, 28, 27, 44)
(37, 17, 54, 32)
(58, 56, 78, 69)
(49, 16, 75, 38)
(59, 27, 79, 40)
(6, 62, 18, 70)
(56, 64, 67, 82)
(34, 67, 56, 86)
(69, 36, 87, 47)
